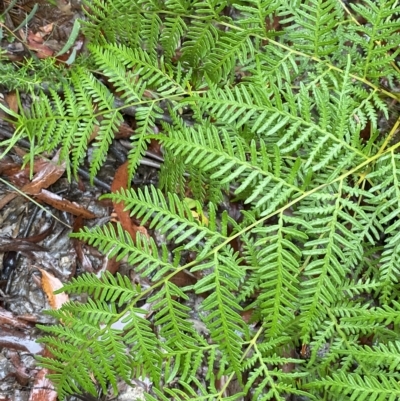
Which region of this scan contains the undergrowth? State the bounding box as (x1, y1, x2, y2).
(1, 0, 400, 400)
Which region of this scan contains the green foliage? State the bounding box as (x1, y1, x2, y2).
(0, 56, 68, 92)
(2, 0, 400, 400)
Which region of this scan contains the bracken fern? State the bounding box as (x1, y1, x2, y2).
(2, 0, 400, 400)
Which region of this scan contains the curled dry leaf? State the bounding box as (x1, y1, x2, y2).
(111, 161, 149, 242)
(0, 151, 63, 210)
(0, 192, 19, 210)
(26, 30, 54, 59)
(22, 150, 66, 195)
(35, 189, 96, 219)
(37, 268, 69, 310)
(169, 270, 197, 287)
(9, 350, 31, 386)
(0, 158, 48, 188)
(0, 152, 95, 217)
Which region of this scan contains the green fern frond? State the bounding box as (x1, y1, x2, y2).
(82, 0, 141, 45)
(150, 281, 205, 349)
(103, 187, 226, 255)
(3, 0, 397, 399)
(161, 16, 187, 59)
(346, 0, 400, 80)
(120, 309, 163, 383)
(181, 20, 218, 67)
(233, 0, 280, 33)
(366, 152, 400, 301)
(193, 248, 247, 376)
(153, 125, 303, 214)
(141, 13, 162, 63)
(250, 213, 308, 337)
(298, 182, 367, 340)
(280, 0, 342, 58)
(204, 31, 255, 83)
(309, 371, 400, 400)
(72, 224, 177, 279)
(38, 323, 125, 398)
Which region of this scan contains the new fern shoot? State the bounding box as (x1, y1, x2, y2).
(1, 0, 400, 400)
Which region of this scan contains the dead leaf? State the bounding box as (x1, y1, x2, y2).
(9, 350, 31, 386)
(29, 369, 58, 401)
(38, 268, 69, 310)
(0, 158, 48, 188)
(105, 256, 120, 275)
(0, 192, 18, 210)
(39, 23, 54, 35)
(170, 270, 197, 287)
(148, 138, 163, 156)
(88, 123, 100, 143)
(22, 150, 66, 195)
(30, 31, 45, 43)
(26, 30, 54, 58)
(0, 237, 47, 253)
(5, 92, 18, 115)
(115, 121, 134, 139)
(35, 189, 96, 219)
(0, 154, 95, 218)
(111, 161, 149, 242)
(18, 29, 27, 42)
(72, 216, 94, 274)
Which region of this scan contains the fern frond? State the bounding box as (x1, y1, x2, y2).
(204, 31, 255, 83)
(338, 342, 400, 371)
(150, 281, 205, 349)
(366, 151, 400, 301)
(54, 270, 137, 300)
(82, 0, 141, 46)
(16, 1, 400, 399)
(181, 20, 218, 67)
(280, 0, 342, 58)
(160, 16, 187, 59)
(298, 182, 365, 341)
(346, 0, 400, 80)
(191, 77, 367, 173)
(141, 12, 162, 63)
(194, 248, 247, 376)
(72, 224, 176, 279)
(153, 125, 303, 214)
(38, 321, 127, 398)
(121, 309, 163, 383)
(103, 187, 226, 255)
(309, 371, 400, 400)
(251, 214, 308, 338)
(244, 342, 309, 401)
(233, 0, 280, 34)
